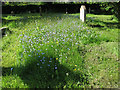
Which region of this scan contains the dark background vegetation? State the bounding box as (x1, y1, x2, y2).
(2, 3, 109, 14)
(2, 2, 119, 16)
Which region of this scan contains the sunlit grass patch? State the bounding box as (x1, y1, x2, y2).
(84, 42, 118, 88)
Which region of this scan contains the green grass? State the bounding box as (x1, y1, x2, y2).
(84, 14, 118, 88)
(1, 13, 119, 88)
(2, 13, 42, 20)
(84, 42, 118, 88)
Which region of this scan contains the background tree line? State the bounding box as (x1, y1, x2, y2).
(2, 2, 120, 22)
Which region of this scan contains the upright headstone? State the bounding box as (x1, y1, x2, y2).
(39, 6, 42, 16)
(80, 5, 86, 22)
(11, 11, 14, 16)
(66, 8, 68, 14)
(89, 7, 90, 13)
(28, 11, 31, 14)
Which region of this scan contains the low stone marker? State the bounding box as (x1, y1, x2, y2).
(0, 27, 11, 36)
(80, 5, 86, 22)
(89, 7, 91, 14)
(11, 11, 15, 16)
(28, 11, 31, 14)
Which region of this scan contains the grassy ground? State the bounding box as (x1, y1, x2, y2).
(1, 12, 119, 88)
(70, 13, 119, 88)
(85, 14, 118, 88)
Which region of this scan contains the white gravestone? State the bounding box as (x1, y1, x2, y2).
(80, 5, 86, 22)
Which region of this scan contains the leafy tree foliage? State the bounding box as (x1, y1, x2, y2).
(2, 1, 120, 22)
(100, 2, 120, 22)
(2, 2, 44, 6)
(86, 2, 120, 22)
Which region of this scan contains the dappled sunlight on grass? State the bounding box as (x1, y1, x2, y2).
(2, 13, 42, 21)
(2, 13, 119, 88)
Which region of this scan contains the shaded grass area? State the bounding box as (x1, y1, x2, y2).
(1, 13, 119, 88)
(2, 59, 88, 88)
(86, 14, 119, 30)
(68, 13, 118, 42)
(86, 14, 118, 43)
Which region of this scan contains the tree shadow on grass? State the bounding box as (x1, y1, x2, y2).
(2, 17, 41, 26)
(67, 14, 119, 29)
(86, 17, 119, 29)
(2, 53, 89, 88)
(2, 13, 62, 24)
(2, 13, 66, 28)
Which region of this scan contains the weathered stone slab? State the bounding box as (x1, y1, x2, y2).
(0, 27, 11, 36)
(66, 8, 68, 14)
(80, 5, 86, 22)
(39, 6, 42, 16)
(11, 11, 15, 16)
